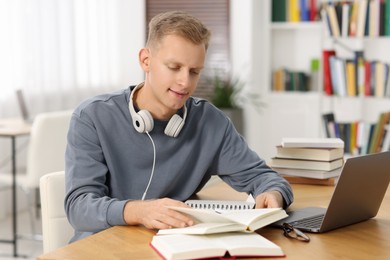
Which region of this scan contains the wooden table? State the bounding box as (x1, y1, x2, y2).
(0, 118, 31, 257)
(38, 180, 390, 259)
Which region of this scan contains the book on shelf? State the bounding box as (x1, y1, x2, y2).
(322, 113, 340, 138)
(319, 114, 390, 155)
(349, 0, 359, 37)
(281, 175, 338, 186)
(157, 207, 287, 235)
(359, 122, 373, 155)
(375, 62, 385, 97)
(275, 145, 344, 161)
(333, 56, 347, 96)
(386, 0, 390, 36)
(369, 0, 379, 37)
(346, 59, 357, 96)
(355, 50, 365, 96)
(309, 0, 318, 21)
(323, 47, 336, 95)
(341, 2, 350, 37)
(322, 0, 390, 37)
(357, 0, 368, 37)
(381, 123, 390, 152)
(375, 61, 390, 97)
(281, 137, 344, 148)
(369, 111, 390, 153)
(150, 232, 285, 260)
(273, 166, 342, 180)
(289, 0, 301, 22)
(271, 69, 310, 92)
(272, 68, 285, 92)
(272, 0, 286, 22)
(326, 3, 341, 37)
(272, 0, 319, 23)
(365, 60, 372, 96)
(299, 0, 309, 21)
(269, 157, 344, 171)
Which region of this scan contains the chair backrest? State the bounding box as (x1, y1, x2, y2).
(26, 110, 73, 188)
(40, 171, 74, 253)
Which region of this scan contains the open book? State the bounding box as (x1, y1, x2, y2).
(158, 207, 287, 235)
(151, 232, 285, 260)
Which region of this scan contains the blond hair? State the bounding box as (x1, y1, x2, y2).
(146, 11, 211, 50)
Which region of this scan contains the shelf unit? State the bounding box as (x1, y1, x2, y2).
(271, 22, 323, 74)
(252, 0, 390, 161)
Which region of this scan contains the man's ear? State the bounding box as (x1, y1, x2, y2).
(139, 48, 150, 72)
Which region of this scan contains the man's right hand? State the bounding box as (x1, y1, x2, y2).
(123, 198, 194, 230)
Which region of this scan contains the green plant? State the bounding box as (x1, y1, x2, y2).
(210, 74, 264, 113)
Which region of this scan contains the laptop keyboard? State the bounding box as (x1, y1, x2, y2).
(290, 214, 325, 229)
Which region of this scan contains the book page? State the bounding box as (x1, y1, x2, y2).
(220, 208, 287, 230)
(167, 206, 235, 223)
(151, 234, 226, 259)
(166, 206, 287, 233)
(214, 232, 284, 256)
(157, 222, 245, 235)
(151, 233, 284, 259)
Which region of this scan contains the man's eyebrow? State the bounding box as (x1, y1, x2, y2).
(165, 60, 204, 70)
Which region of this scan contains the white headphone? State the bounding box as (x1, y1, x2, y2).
(129, 83, 187, 137)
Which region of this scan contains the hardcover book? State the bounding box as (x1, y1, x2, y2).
(281, 175, 338, 186)
(281, 137, 344, 148)
(269, 157, 344, 171)
(275, 145, 344, 161)
(150, 232, 285, 260)
(273, 167, 342, 180)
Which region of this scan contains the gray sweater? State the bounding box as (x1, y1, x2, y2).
(65, 86, 293, 242)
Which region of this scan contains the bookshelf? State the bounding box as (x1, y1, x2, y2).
(251, 0, 390, 161)
(271, 22, 323, 92)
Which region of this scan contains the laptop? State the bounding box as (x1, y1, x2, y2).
(15, 89, 32, 123)
(274, 151, 390, 233)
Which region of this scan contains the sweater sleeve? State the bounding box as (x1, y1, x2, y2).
(64, 110, 127, 233)
(214, 117, 294, 208)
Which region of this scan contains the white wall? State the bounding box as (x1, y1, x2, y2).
(230, 0, 272, 160)
(117, 0, 146, 86)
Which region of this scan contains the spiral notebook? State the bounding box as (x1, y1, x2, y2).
(185, 195, 255, 212)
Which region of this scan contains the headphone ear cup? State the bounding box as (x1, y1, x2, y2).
(133, 109, 154, 133)
(164, 114, 184, 137)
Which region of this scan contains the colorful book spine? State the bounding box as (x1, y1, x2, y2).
(323, 48, 336, 95)
(289, 0, 301, 22)
(385, 0, 390, 35)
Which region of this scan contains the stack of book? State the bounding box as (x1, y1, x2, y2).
(269, 137, 345, 186)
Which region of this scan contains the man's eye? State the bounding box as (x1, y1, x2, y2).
(191, 70, 200, 75)
(168, 66, 180, 71)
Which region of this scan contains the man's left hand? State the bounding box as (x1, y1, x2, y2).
(255, 191, 284, 208)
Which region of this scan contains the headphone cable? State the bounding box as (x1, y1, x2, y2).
(141, 131, 156, 200)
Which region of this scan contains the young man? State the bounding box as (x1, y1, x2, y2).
(65, 11, 293, 242)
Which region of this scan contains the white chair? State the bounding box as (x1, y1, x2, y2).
(0, 110, 73, 237)
(40, 171, 73, 253)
